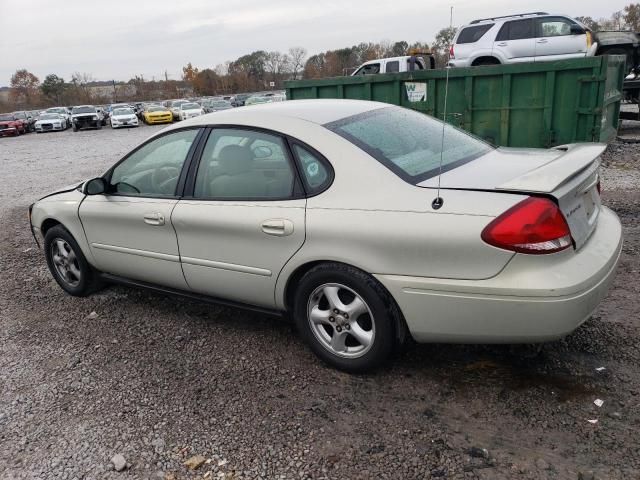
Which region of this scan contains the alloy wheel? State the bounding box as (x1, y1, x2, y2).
(50, 238, 81, 287)
(307, 283, 375, 358)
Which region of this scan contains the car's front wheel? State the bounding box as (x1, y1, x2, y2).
(294, 263, 397, 372)
(44, 225, 101, 296)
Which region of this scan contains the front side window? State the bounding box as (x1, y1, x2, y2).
(496, 19, 534, 41)
(354, 63, 381, 75)
(537, 17, 573, 37)
(456, 24, 494, 44)
(325, 107, 493, 183)
(110, 129, 199, 196)
(194, 129, 295, 199)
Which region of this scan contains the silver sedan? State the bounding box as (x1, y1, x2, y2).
(29, 100, 622, 371)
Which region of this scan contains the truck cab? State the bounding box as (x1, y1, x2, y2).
(351, 55, 432, 76)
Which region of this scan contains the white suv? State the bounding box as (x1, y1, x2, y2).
(449, 12, 597, 67)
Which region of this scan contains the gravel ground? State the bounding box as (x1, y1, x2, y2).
(0, 124, 639, 480)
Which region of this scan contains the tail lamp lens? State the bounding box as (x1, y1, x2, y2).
(481, 197, 572, 254)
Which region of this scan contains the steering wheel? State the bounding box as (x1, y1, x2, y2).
(152, 166, 180, 194)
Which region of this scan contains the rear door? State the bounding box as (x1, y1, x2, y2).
(171, 127, 306, 308)
(534, 16, 588, 61)
(493, 19, 536, 63)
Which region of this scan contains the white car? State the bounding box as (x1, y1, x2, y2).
(178, 102, 204, 121)
(28, 100, 622, 372)
(34, 113, 67, 132)
(110, 107, 139, 129)
(449, 12, 597, 67)
(169, 100, 189, 120)
(351, 55, 431, 75)
(45, 107, 71, 127)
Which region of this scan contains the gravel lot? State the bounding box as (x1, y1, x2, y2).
(1, 123, 639, 480)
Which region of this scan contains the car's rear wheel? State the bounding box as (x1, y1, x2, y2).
(44, 225, 101, 296)
(293, 263, 397, 372)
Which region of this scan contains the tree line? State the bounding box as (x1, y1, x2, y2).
(2, 3, 638, 111)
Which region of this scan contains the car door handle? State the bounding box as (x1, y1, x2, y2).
(261, 219, 294, 236)
(537, 39, 548, 43)
(143, 212, 165, 226)
(496, 42, 508, 47)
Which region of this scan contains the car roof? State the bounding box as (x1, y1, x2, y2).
(174, 99, 388, 127)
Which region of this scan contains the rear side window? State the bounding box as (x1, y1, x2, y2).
(291, 144, 332, 194)
(325, 107, 493, 184)
(496, 19, 534, 41)
(456, 24, 493, 44)
(353, 63, 380, 75)
(385, 60, 399, 73)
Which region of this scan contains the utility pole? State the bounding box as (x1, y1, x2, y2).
(113, 80, 118, 102)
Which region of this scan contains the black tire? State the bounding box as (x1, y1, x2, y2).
(44, 225, 102, 297)
(73, 124, 78, 132)
(96, 122, 102, 130)
(293, 263, 398, 372)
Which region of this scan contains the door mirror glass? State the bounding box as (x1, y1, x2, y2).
(84, 177, 107, 195)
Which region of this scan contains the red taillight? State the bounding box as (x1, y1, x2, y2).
(449, 45, 455, 59)
(481, 197, 572, 254)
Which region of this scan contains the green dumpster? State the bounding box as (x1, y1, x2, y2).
(285, 55, 625, 148)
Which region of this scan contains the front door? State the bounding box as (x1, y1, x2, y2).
(79, 128, 201, 290)
(172, 127, 306, 308)
(534, 16, 588, 61)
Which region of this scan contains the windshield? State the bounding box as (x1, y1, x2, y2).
(147, 106, 165, 112)
(40, 114, 59, 120)
(212, 101, 231, 107)
(113, 108, 134, 115)
(0, 114, 14, 121)
(47, 108, 65, 114)
(14, 112, 26, 119)
(181, 103, 200, 110)
(72, 106, 96, 114)
(325, 106, 493, 183)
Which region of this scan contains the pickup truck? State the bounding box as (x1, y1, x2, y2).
(71, 105, 104, 131)
(351, 55, 435, 76)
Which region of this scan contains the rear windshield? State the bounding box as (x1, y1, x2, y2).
(325, 107, 493, 183)
(456, 24, 494, 43)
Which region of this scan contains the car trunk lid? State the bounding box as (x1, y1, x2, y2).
(418, 143, 605, 250)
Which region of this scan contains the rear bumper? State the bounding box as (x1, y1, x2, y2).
(375, 206, 623, 343)
(0, 127, 18, 136)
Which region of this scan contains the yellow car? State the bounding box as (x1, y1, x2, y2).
(143, 105, 173, 124)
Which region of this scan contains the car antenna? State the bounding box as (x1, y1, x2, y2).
(432, 5, 454, 211)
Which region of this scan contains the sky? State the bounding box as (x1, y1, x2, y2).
(0, 0, 632, 86)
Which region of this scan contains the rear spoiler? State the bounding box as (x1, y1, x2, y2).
(497, 143, 606, 193)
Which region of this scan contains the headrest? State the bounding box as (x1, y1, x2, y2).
(218, 145, 253, 175)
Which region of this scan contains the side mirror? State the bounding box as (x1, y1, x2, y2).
(570, 24, 585, 35)
(83, 177, 107, 195)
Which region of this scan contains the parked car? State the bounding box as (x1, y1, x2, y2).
(0, 112, 28, 136)
(34, 113, 67, 133)
(13, 111, 36, 132)
(169, 100, 189, 120)
(142, 105, 173, 124)
(232, 93, 252, 107)
(110, 107, 139, 129)
(449, 12, 597, 67)
(202, 99, 233, 113)
(45, 107, 72, 128)
(28, 99, 622, 372)
(351, 55, 432, 75)
(71, 105, 103, 131)
(178, 102, 204, 121)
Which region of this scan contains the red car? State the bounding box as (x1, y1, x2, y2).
(0, 113, 28, 136)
